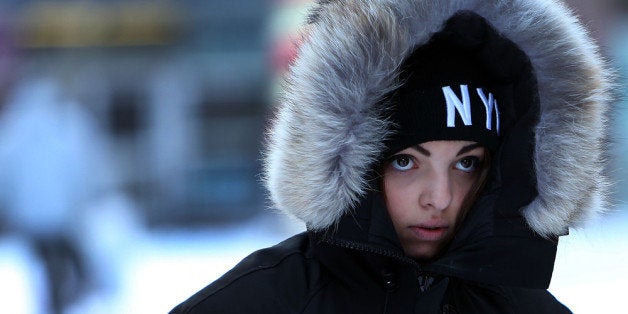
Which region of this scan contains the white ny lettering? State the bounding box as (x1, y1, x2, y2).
(442, 85, 472, 127)
(476, 88, 500, 134)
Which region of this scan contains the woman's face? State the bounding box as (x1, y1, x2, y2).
(383, 140, 486, 261)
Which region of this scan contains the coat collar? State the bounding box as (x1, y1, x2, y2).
(310, 186, 558, 289)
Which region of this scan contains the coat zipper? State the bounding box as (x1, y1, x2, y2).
(320, 236, 440, 294)
(320, 236, 421, 268)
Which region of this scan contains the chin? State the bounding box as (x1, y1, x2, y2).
(406, 246, 440, 262)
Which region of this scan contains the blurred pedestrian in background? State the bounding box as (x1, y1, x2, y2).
(0, 21, 127, 312)
(0, 76, 109, 313)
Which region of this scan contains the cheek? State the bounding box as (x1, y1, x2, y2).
(449, 177, 476, 214)
(456, 174, 477, 194)
(383, 176, 417, 223)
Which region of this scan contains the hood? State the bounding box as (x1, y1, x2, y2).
(264, 0, 613, 238)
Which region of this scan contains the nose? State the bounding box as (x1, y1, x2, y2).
(419, 172, 452, 211)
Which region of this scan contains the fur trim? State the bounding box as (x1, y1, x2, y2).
(264, 0, 613, 237)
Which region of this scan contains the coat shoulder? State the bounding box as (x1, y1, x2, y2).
(504, 287, 572, 314)
(170, 233, 329, 314)
(444, 279, 572, 313)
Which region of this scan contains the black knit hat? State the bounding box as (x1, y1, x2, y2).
(384, 12, 531, 156)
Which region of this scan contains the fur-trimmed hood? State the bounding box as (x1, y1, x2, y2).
(264, 0, 613, 238)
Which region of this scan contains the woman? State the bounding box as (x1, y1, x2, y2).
(383, 140, 489, 263)
(171, 0, 613, 313)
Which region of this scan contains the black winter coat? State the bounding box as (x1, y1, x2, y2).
(170, 234, 569, 314)
(171, 193, 571, 314)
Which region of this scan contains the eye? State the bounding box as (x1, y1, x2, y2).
(455, 156, 481, 173)
(389, 154, 416, 171)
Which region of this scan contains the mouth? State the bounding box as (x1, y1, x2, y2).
(409, 225, 449, 241)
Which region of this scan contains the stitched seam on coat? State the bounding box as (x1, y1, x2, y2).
(186, 250, 310, 313)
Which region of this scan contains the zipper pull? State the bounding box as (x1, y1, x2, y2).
(417, 274, 435, 292)
(381, 268, 398, 292)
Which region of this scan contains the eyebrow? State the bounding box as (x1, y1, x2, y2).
(412, 142, 484, 157)
(412, 144, 431, 157)
(456, 143, 484, 156)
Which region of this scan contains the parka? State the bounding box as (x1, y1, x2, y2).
(171, 0, 614, 313)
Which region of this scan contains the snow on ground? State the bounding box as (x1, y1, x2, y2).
(0, 236, 46, 314)
(549, 207, 628, 313)
(1, 206, 626, 313)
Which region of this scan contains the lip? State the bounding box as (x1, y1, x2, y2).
(409, 224, 449, 241)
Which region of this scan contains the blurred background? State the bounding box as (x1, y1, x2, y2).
(0, 0, 625, 313)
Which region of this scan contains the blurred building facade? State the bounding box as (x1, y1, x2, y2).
(0, 0, 278, 227)
(0, 0, 625, 226)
